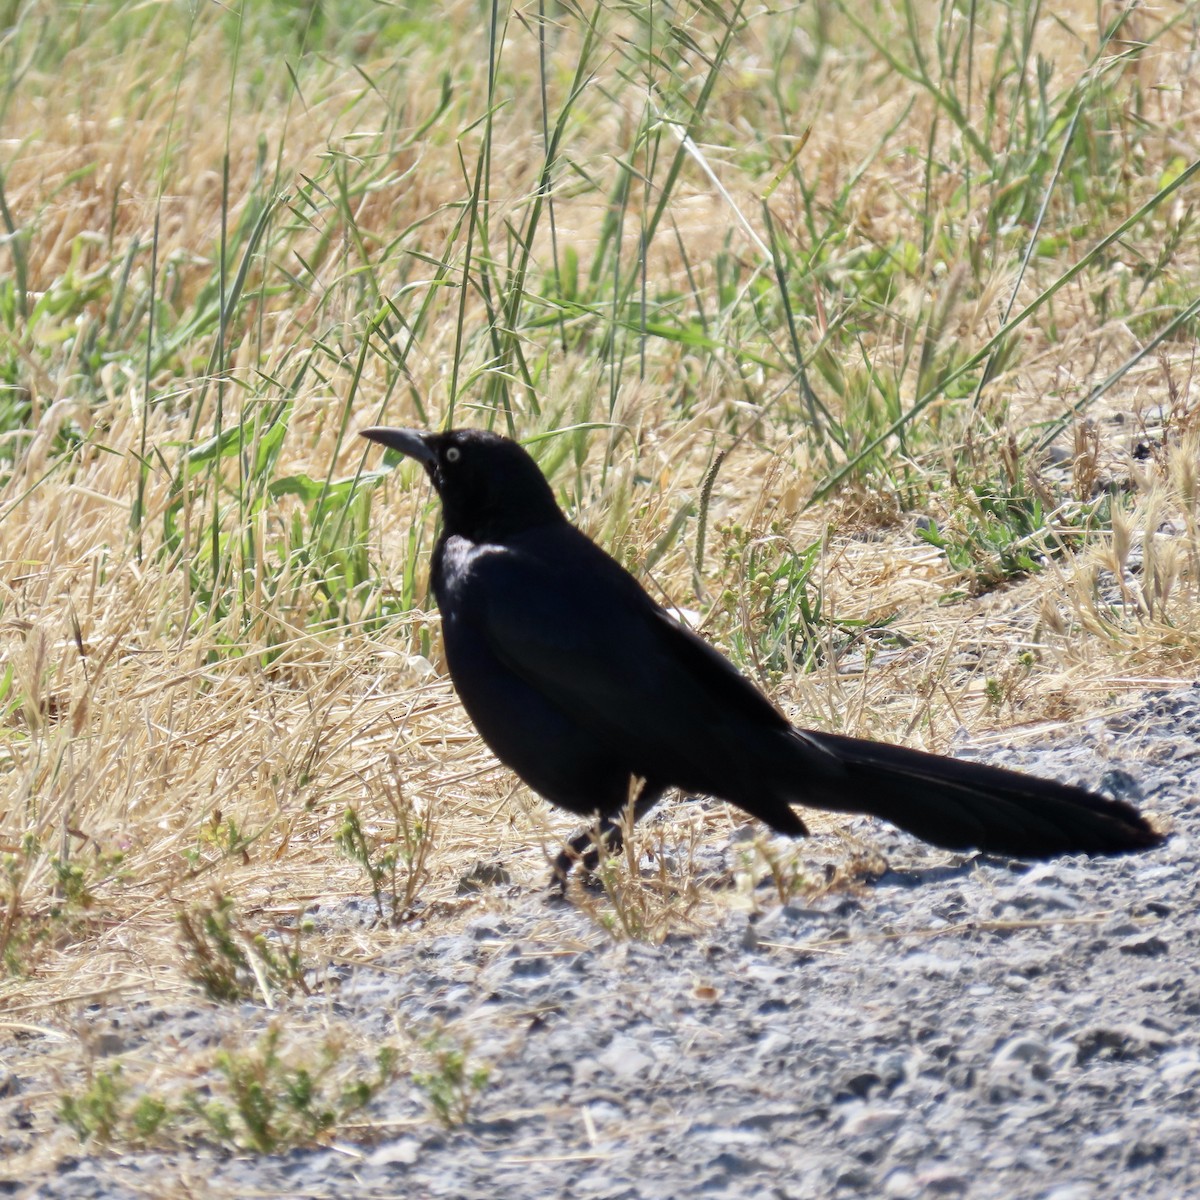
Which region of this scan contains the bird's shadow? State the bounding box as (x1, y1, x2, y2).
(869, 853, 1025, 890)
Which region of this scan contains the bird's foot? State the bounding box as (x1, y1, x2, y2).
(547, 820, 624, 891)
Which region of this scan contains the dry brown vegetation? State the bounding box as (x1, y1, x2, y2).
(1, 0, 1198, 1169)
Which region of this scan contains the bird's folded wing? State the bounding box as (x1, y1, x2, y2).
(466, 544, 790, 767)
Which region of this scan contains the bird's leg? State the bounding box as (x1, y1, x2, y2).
(550, 779, 665, 888)
(551, 816, 622, 885)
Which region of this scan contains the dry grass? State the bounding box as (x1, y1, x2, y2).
(1, 0, 1198, 1169)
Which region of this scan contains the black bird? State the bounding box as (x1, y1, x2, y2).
(361, 426, 1163, 878)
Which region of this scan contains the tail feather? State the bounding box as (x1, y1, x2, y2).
(792, 729, 1163, 858)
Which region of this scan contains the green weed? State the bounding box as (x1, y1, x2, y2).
(412, 1032, 490, 1128)
(177, 894, 312, 1004)
(334, 767, 434, 923)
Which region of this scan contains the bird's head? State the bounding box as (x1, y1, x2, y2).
(360, 427, 564, 540)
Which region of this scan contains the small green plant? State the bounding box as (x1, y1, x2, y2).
(412, 1033, 490, 1129)
(60, 1066, 172, 1145)
(182, 811, 256, 870)
(335, 768, 434, 922)
(59, 1062, 173, 1146)
(1, 833, 39, 974)
(918, 471, 1112, 597)
(187, 1026, 398, 1153)
(714, 526, 898, 678)
(982, 649, 1039, 714)
(58, 1033, 399, 1153)
(1, 832, 127, 975)
(59, 1064, 128, 1145)
(177, 894, 311, 1003)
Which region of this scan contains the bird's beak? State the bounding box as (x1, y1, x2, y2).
(360, 426, 437, 467)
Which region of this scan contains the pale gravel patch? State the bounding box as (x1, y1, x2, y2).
(5, 688, 1197, 1200)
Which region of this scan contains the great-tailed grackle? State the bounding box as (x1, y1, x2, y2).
(361, 426, 1163, 878)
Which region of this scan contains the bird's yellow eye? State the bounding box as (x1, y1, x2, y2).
(445, 447, 462, 463)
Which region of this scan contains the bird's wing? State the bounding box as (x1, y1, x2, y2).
(459, 529, 792, 775)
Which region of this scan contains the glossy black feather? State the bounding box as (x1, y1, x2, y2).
(361, 427, 1163, 869)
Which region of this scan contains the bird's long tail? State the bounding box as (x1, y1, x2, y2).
(792, 729, 1163, 857)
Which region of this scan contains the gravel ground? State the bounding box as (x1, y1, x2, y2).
(7, 688, 1198, 1200)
